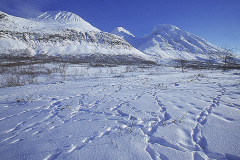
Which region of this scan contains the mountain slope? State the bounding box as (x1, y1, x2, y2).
(112, 24, 225, 61)
(0, 11, 154, 64)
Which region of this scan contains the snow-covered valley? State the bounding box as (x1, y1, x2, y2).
(1, 9, 240, 160)
(0, 64, 239, 160)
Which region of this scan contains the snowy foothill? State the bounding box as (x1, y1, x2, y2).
(0, 64, 240, 160)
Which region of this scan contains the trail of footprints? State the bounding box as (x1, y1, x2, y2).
(192, 84, 227, 159)
(1, 79, 234, 160)
(1, 81, 182, 160)
(42, 85, 169, 159)
(1, 83, 121, 145)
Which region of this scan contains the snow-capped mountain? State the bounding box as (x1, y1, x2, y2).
(0, 10, 228, 64)
(0, 11, 153, 64)
(112, 24, 225, 61)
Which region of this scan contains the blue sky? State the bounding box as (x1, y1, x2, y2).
(1, 0, 240, 54)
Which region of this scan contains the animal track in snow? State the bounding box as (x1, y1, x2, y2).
(192, 84, 226, 157)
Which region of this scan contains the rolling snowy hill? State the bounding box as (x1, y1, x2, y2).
(0, 11, 153, 64)
(112, 24, 225, 62)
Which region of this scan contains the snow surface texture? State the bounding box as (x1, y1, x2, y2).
(0, 11, 151, 61)
(111, 25, 225, 61)
(0, 65, 240, 160)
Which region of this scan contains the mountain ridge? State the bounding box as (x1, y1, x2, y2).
(0, 10, 231, 65)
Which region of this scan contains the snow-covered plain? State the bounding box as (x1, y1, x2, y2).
(0, 65, 240, 160)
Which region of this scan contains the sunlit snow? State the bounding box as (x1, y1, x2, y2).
(0, 65, 239, 160)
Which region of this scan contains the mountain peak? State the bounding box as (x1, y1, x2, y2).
(36, 11, 85, 23)
(112, 27, 135, 38)
(153, 24, 180, 34)
(33, 11, 100, 32)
